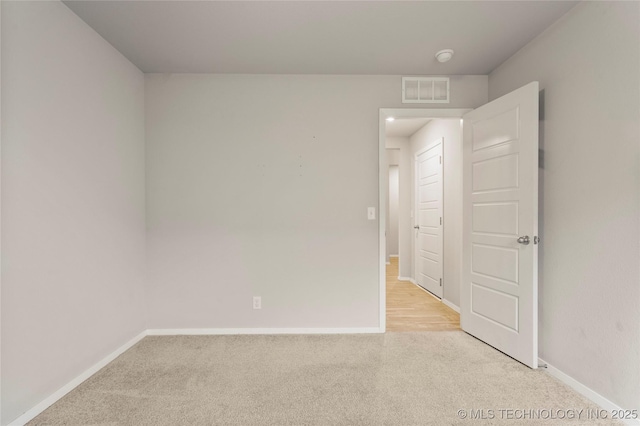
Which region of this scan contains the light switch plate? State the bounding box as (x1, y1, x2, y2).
(368, 207, 376, 220)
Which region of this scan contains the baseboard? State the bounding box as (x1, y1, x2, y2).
(9, 331, 147, 426)
(397, 276, 416, 284)
(442, 298, 460, 313)
(12, 331, 635, 426)
(386, 262, 391, 265)
(147, 327, 384, 336)
(389, 255, 398, 258)
(8, 326, 383, 425)
(539, 358, 640, 425)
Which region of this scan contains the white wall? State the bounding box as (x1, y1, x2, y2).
(388, 165, 399, 256)
(410, 119, 463, 308)
(385, 136, 412, 279)
(145, 74, 487, 329)
(489, 1, 640, 411)
(1, 2, 146, 424)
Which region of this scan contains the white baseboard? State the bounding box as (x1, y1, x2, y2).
(397, 276, 416, 284)
(442, 298, 460, 313)
(389, 255, 398, 258)
(8, 326, 383, 425)
(539, 358, 640, 425)
(11, 330, 636, 426)
(147, 327, 384, 336)
(9, 331, 147, 426)
(385, 262, 391, 265)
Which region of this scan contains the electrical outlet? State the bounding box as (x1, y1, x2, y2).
(253, 296, 261, 310)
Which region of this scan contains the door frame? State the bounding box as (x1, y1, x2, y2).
(378, 108, 471, 331)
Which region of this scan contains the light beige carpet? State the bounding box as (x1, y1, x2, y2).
(28, 332, 620, 425)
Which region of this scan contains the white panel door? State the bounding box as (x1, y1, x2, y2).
(461, 82, 539, 368)
(415, 139, 443, 298)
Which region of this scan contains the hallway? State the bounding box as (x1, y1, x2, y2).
(386, 257, 460, 332)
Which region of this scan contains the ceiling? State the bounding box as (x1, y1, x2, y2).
(385, 118, 432, 138)
(63, 1, 578, 75)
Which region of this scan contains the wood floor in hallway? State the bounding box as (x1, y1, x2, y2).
(386, 257, 460, 332)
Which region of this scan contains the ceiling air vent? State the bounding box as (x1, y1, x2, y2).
(402, 77, 449, 104)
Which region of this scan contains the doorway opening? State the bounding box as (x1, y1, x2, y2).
(379, 109, 469, 332)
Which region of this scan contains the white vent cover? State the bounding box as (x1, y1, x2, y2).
(402, 77, 450, 104)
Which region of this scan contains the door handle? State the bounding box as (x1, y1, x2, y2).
(517, 236, 530, 245)
(414, 225, 420, 229)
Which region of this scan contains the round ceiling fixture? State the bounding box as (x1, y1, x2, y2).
(386, 117, 395, 122)
(435, 49, 454, 63)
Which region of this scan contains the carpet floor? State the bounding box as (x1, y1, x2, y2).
(28, 332, 620, 425)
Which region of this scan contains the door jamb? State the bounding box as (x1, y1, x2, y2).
(378, 108, 471, 332)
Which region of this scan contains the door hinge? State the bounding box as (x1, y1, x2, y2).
(439, 278, 442, 287)
(534, 236, 540, 244)
(440, 217, 442, 225)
